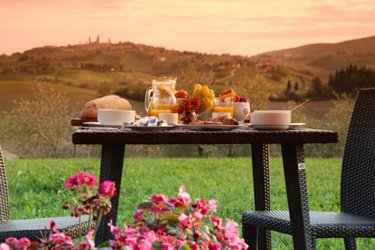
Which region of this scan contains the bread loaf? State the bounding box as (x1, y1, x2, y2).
(80, 95, 132, 119)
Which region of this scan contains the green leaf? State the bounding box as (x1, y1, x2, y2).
(152, 241, 162, 249)
(185, 228, 192, 235)
(163, 201, 175, 210)
(137, 201, 153, 209)
(181, 243, 192, 250)
(97, 241, 110, 248)
(160, 214, 179, 223)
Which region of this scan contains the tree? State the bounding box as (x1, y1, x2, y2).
(328, 64, 375, 95)
(311, 76, 323, 96)
(294, 81, 299, 91)
(3, 85, 77, 158)
(286, 80, 292, 92)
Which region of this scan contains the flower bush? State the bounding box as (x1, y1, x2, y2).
(109, 185, 248, 250)
(0, 173, 248, 250)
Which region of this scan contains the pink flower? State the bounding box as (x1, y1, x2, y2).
(178, 213, 192, 229)
(192, 210, 203, 220)
(144, 230, 157, 243)
(208, 199, 217, 213)
(187, 242, 198, 250)
(77, 241, 90, 250)
(201, 241, 221, 250)
(49, 231, 74, 246)
(65, 172, 98, 188)
(161, 242, 174, 250)
(84, 172, 98, 187)
(5, 238, 17, 246)
(0, 243, 10, 250)
(161, 235, 179, 250)
(85, 230, 95, 249)
(72, 204, 80, 217)
(178, 185, 191, 205)
(109, 220, 123, 235)
(210, 216, 223, 230)
(15, 237, 31, 250)
(133, 209, 145, 222)
(169, 197, 183, 208)
(98, 180, 116, 197)
(137, 239, 153, 250)
(150, 194, 168, 204)
(224, 220, 239, 240)
(49, 220, 56, 230)
(195, 198, 208, 215)
(227, 237, 249, 250)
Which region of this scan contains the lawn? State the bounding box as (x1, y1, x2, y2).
(5, 157, 374, 249)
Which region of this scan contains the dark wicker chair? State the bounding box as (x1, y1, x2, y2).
(242, 88, 375, 250)
(0, 145, 93, 242)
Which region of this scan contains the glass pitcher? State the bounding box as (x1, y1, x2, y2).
(144, 79, 178, 117)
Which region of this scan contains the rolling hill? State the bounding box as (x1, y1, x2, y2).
(259, 35, 375, 71)
(0, 35, 375, 113)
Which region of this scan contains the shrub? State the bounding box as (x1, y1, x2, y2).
(3, 84, 78, 158)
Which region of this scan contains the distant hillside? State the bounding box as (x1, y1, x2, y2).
(259, 35, 375, 71)
(1, 35, 375, 112)
(0, 40, 311, 111)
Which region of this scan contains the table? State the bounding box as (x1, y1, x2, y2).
(72, 127, 338, 249)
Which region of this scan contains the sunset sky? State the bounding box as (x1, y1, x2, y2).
(1, 0, 374, 56)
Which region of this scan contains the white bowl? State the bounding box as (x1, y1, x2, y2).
(98, 109, 135, 125)
(251, 110, 291, 129)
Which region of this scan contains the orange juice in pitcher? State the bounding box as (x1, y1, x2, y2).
(145, 79, 177, 118)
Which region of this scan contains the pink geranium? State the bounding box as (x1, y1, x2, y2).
(179, 213, 192, 229)
(178, 185, 191, 205)
(7, 238, 31, 250)
(2, 175, 248, 250)
(65, 172, 98, 188)
(98, 180, 116, 197)
(150, 194, 168, 204)
(133, 209, 145, 222)
(208, 199, 217, 212)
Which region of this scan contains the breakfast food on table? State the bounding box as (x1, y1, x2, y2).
(178, 96, 200, 124)
(193, 84, 215, 112)
(219, 89, 239, 102)
(175, 90, 189, 99)
(80, 95, 132, 119)
(190, 115, 239, 125)
(216, 89, 250, 121)
(145, 79, 177, 119)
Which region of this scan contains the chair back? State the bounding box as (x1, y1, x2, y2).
(0, 145, 10, 221)
(341, 88, 375, 217)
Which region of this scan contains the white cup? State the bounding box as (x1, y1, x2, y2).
(159, 113, 178, 125)
(98, 109, 135, 125)
(233, 102, 250, 122)
(212, 112, 231, 119)
(251, 110, 291, 129)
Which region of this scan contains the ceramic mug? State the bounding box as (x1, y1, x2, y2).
(159, 113, 178, 125)
(233, 102, 250, 122)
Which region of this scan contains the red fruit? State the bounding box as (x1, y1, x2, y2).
(175, 90, 189, 98)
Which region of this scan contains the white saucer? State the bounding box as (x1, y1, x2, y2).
(83, 121, 123, 128)
(251, 124, 290, 130)
(288, 123, 306, 129)
(250, 123, 306, 130)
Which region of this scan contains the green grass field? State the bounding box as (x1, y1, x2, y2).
(5, 157, 374, 249)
